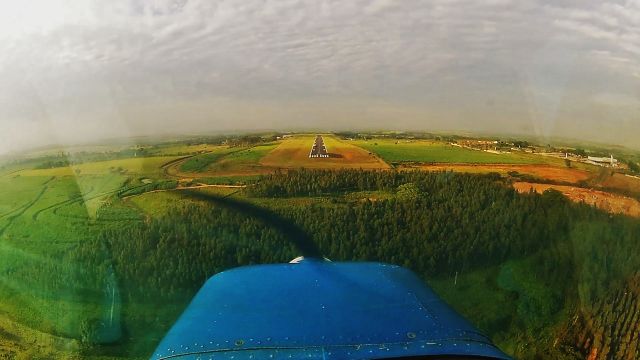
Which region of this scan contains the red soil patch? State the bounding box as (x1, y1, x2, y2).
(514, 182, 640, 218)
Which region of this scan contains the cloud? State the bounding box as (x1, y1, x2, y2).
(0, 0, 638, 154)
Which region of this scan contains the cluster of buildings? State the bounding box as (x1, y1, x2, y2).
(538, 152, 619, 168)
(453, 138, 621, 168)
(456, 139, 499, 151)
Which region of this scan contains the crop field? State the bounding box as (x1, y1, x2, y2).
(146, 143, 219, 156)
(260, 135, 389, 169)
(23, 144, 131, 158)
(0, 156, 166, 351)
(353, 139, 543, 164)
(178, 146, 238, 173)
(0, 189, 151, 358)
(18, 156, 180, 178)
(206, 143, 279, 174)
(168, 144, 280, 177)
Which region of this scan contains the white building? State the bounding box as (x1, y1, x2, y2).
(587, 155, 618, 167)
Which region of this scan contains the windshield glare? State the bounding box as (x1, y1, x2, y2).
(0, 1, 639, 360)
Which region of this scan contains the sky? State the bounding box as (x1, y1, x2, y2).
(0, 0, 638, 154)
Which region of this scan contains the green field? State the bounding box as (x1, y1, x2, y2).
(353, 139, 542, 164)
(0, 155, 184, 359)
(0, 176, 134, 349)
(206, 143, 279, 173)
(174, 143, 279, 176)
(18, 156, 180, 177)
(146, 143, 220, 156)
(178, 146, 240, 173)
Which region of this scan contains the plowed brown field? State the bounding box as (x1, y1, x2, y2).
(413, 164, 591, 183)
(513, 182, 640, 217)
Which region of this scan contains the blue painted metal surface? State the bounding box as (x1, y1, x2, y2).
(151, 260, 511, 359)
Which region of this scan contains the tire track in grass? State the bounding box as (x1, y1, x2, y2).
(0, 168, 25, 179)
(31, 185, 94, 221)
(0, 176, 53, 220)
(0, 201, 33, 220)
(46, 183, 150, 222)
(0, 177, 55, 237)
(35, 176, 151, 221)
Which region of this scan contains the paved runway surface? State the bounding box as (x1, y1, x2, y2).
(309, 135, 329, 158)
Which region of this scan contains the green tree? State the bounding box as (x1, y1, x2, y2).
(396, 182, 421, 201)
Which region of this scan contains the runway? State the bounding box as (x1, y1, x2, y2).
(309, 135, 329, 158)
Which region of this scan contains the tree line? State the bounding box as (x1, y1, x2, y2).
(68, 169, 640, 358)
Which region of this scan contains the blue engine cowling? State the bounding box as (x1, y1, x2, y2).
(151, 260, 511, 359)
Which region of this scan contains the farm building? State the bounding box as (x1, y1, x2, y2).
(587, 155, 618, 167)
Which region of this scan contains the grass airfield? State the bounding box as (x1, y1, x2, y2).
(0, 133, 639, 359)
